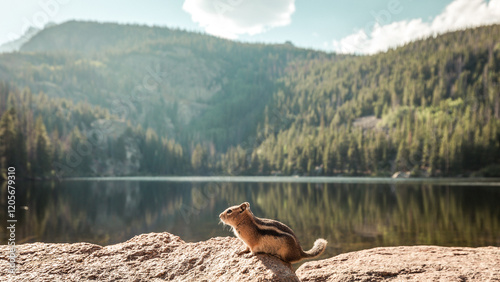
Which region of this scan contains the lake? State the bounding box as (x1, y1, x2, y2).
(1, 177, 500, 261)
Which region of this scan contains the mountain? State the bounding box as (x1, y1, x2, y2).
(2, 21, 335, 149)
(0, 21, 499, 178)
(0, 27, 41, 53)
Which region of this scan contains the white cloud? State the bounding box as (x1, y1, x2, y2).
(332, 0, 500, 54)
(182, 0, 295, 39)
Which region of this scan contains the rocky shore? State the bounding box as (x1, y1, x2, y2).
(0, 232, 498, 281)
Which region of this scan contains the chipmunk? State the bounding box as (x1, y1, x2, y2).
(219, 202, 327, 263)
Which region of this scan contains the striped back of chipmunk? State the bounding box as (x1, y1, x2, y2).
(252, 216, 299, 241)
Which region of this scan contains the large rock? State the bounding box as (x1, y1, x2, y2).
(0, 232, 297, 281)
(391, 171, 410, 178)
(1, 233, 498, 281)
(296, 245, 500, 281)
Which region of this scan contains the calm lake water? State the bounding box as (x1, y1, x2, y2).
(1, 177, 500, 261)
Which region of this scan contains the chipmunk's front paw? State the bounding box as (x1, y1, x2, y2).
(243, 252, 254, 259)
(237, 247, 251, 256)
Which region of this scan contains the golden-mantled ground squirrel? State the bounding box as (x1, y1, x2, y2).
(219, 202, 327, 263)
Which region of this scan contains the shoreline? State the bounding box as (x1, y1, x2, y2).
(19, 175, 500, 185)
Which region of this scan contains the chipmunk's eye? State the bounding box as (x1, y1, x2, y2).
(227, 209, 232, 214)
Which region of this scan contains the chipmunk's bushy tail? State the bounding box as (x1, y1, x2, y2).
(302, 238, 327, 258)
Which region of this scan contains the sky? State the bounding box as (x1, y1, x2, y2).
(0, 0, 499, 54)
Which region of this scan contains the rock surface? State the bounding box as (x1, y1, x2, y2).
(296, 245, 500, 281)
(0, 232, 498, 281)
(0, 232, 297, 281)
(391, 171, 410, 178)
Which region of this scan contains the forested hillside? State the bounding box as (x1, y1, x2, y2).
(0, 21, 499, 178)
(2, 21, 333, 149)
(233, 25, 500, 177)
(0, 83, 186, 178)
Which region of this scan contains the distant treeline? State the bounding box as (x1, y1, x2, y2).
(0, 84, 186, 179)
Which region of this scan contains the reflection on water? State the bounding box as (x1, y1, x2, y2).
(1, 179, 499, 261)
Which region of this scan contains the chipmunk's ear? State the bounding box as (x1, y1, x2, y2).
(240, 202, 250, 212)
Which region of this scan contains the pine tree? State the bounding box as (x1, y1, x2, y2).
(33, 116, 52, 176)
(191, 144, 208, 174)
(0, 108, 27, 177)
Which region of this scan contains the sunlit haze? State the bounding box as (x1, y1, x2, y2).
(1, 0, 500, 53)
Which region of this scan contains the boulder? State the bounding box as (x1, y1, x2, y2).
(296, 245, 500, 281)
(391, 171, 410, 178)
(0, 232, 297, 281)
